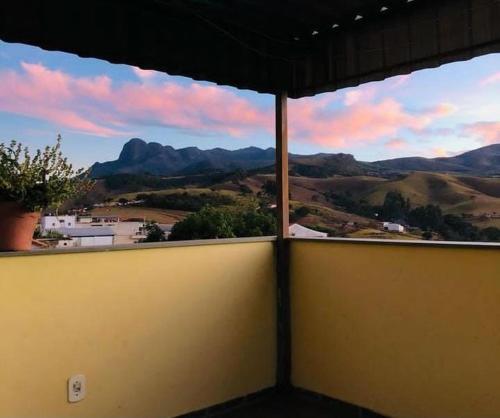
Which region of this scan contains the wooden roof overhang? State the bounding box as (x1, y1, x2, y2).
(0, 0, 499, 98)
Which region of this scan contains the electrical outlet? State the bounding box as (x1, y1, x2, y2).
(68, 374, 86, 403)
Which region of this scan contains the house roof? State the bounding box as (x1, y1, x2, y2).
(1, 0, 498, 98)
(53, 227, 116, 237)
(289, 223, 328, 238)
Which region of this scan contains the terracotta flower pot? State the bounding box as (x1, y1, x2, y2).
(0, 202, 40, 251)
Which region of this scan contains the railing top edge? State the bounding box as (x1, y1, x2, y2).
(2, 235, 498, 259)
(289, 237, 500, 249)
(0, 236, 277, 258)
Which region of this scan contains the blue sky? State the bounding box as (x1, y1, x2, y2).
(0, 40, 498, 169)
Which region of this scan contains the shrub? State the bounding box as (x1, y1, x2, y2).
(141, 222, 167, 242)
(0, 135, 93, 211)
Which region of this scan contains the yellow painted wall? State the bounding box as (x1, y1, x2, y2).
(0, 241, 276, 418)
(290, 240, 500, 418)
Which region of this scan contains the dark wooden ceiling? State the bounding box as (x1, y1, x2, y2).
(0, 0, 499, 97)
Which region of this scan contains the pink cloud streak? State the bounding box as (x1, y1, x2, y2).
(480, 72, 500, 86)
(0, 62, 457, 147)
(289, 96, 455, 147)
(0, 62, 271, 137)
(463, 121, 500, 145)
(385, 138, 408, 149)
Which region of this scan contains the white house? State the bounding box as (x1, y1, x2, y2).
(77, 214, 93, 224)
(111, 222, 146, 245)
(289, 223, 328, 238)
(53, 227, 115, 247)
(383, 222, 405, 233)
(40, 215, 77, 231)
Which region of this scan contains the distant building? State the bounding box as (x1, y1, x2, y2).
(77, 214, 93, 224)
(92, 215, 120, 223)
(383, 222, 405, 233)
(111, 222, 146, 245)
(40, 215, 76, 231)
(289, 223, 328, 238)
(53, 227, 115, 247)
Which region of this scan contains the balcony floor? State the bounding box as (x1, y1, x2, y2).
(215, 392, 385, 418)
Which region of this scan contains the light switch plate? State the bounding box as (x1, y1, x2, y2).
(68, 374, 86, 403)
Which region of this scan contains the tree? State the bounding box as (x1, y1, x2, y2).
(294, 206, 310, 218)
(141, 222, 166, 242)
(408, 205, 443, 231)
(290, 205, 310, 223)
(440, 214, 480, 241)
(233, 209, 277, 237)
(261, 180, 277, 196)
(168, 206, 235, 241)
(380, 191, 410, 221)
(168, 206, 277, 241)
(481, 227, 500, 242)
(239, 184, 253, 195)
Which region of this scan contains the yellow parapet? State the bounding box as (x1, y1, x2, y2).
(290, 239, 500, 418)
(0, 240, 276, 418)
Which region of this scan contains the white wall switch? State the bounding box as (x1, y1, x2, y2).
(68, 374, 86, 403)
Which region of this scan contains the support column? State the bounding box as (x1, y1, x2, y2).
(275, 91, 291, 390)
(276, 91, 289, 240)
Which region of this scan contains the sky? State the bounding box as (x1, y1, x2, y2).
(0, 40, 499, 169)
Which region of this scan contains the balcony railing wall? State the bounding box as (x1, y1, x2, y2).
(0, 239, 277, 418)
(290, 239, 500, 418)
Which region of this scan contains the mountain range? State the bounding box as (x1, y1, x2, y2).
(90, 138, 500, 178)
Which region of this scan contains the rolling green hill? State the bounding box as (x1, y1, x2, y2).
(362, 172, 500, 215)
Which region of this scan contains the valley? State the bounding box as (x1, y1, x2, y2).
(69, 139, 500, 242)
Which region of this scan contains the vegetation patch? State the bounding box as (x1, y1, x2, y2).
(136, 191, 235, 212)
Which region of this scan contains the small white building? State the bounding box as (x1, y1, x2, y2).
(383, 222, 405, 233)
(40, 215, 77, 231)
(77, 214, 93, 224)
(111, 222, 146, 245)
(53, 227, 115, 247)
(289, 223, 328, 238)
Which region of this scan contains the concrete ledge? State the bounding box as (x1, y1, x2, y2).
(0, 236, 277, 258)
(289, 237, 500, 249)
(2, 235, 498, 258)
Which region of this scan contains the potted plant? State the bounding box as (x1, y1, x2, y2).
(0, 135, 93, 251)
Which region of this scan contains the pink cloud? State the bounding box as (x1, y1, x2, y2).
(0, 62, 271, 138)
(385, 138, 408, 149)
(431, 103, 457, 117)
(289, 96, 455, 147)
(480, 72, 500, 86)
(343, 86, 376, 106)
(463, 121, 500, 144)
(391, 74, 412, 88)
(0, 63, 119, 136)
(0, 61, 459, 147)
(132, 67, 158, 81)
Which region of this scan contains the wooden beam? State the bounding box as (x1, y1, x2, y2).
(275, 91, 289, 239)
(275, 91, 291, 390)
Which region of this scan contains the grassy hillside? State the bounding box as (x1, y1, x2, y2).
(363, 172, 500, 215)
(456, 176, 500, 198)
(233, 172, 500, 217)
(72, 167, 500, 242)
